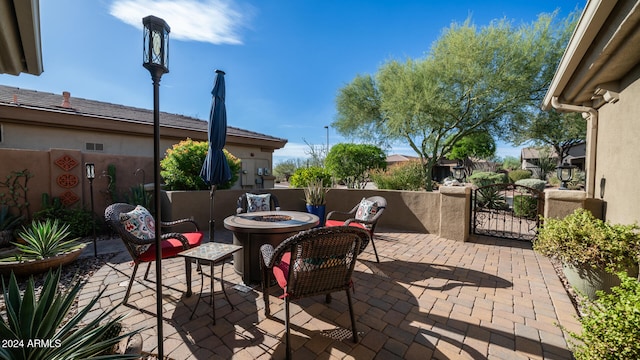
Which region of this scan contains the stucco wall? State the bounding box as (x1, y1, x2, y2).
(593, 71, 640, 225)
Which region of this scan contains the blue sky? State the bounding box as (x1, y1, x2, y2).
(0, 0, 584, 164)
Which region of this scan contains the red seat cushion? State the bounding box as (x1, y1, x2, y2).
(325, 219, 368, 231)
(273, 252, 292, 290)
(138, 232, 203, 262)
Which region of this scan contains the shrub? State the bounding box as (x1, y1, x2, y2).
(370, 160, 425, 191)
(570, 272, 640, 360)
(534, 209, 640, 272)
(468, 171, 508, 187)
(289, 166, 332, 188)
(508, 169, 532, 183)
(513, 195, 538, 218)
(325, 143, 386, 189)
(515, 178, 546, 192)
(33, 195, 96, 238)
(160, 139, 241, 190)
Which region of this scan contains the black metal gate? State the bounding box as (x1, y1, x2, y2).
(471, 183, 544, 241)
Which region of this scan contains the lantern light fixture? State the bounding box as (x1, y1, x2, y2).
(556, 162, 576, 190)
(143, 15, 170, 78)
(85, 162, 95, 180)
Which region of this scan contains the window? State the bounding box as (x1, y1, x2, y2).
(85, 142, 104, 152)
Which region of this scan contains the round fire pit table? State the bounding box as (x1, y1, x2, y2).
(224, 210, 319, 284)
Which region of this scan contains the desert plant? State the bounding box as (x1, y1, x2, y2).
(508, 169, 532, 183)
(14, 219, 82, 259)
(468, 171, 508, 187)
(371, 160, 426, 191)
(569, 272, 640, 360)
(160, 139, 241, 190)
(515, 178, 546, 192)
(534, 209, 640, 272)
(289, 166, 332, 188)
(0, 268, 141, 359)
(33, 195, 96, 238)
(513, 195, 538, 218)
(304, 179, 327, 206)
(0, 205, 23, 231)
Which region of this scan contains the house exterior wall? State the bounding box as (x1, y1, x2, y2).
(592, 70, 640, 225)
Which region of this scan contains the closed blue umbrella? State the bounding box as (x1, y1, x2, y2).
(200, 69, 231, 241)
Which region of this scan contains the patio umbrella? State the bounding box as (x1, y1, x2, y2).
(200, 69, 232, 241)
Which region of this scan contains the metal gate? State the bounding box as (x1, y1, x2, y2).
(471, 183, 544, 241)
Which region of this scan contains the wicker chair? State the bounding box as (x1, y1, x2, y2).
(325, 196, 386, 262)
(236, 192, 281, 214)
(259, 226, 370, 359)
(104, 203, 203, 304)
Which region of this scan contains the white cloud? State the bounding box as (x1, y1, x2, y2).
(110, 0, 252, 44)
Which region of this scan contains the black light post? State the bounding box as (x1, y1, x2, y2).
(85, 163, 97, 257)
(143, 15, 170, 359)
(557, 162, 576, 190)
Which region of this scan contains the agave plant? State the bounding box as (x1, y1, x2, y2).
(0, 268, 141, 359)
(304, 179, 328, 206)
(14, 219, 83, 259)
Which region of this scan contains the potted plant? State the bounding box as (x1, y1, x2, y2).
(0, 205, 23, 247)
(0, 219, 86, 276)
(304, 179, 328, 227)
(533, 208, 640, 299)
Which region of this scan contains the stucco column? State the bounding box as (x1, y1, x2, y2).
(439, 186, 471, 242)
(544, 190, 586, 219)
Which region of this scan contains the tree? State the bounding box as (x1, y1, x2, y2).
(325, 143, 387, 189)
(334, 12, 577, 190)
(273, 159, 298, 182)
(501, 156, 521, 171)
(509, 109, 586, 165)
(446, 131, 496, 176)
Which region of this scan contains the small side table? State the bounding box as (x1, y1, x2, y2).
(178, 242, 242, 324)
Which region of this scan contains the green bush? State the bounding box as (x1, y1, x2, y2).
(570, 272, 640, 360)
(515, 178, 546, 192)
(33, 196, 96, 239)
(513, 195, 538, 218)
(508, 169, 532, 183)
(370, 160, 425, 191)
(534, 209, 640, 272)
(468, 171, 508, 187)
(289, 166, 332, 188)
(160, 139, 241, 190)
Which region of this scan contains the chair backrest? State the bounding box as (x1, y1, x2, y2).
(277, 226, 370, 299)
(104, 203, 145, 260)
(237, 192, 280, 213)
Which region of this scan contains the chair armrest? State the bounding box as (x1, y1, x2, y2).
(161, 232, 190, 249)
(161, 218, 200, 231)
(260, 244, 276, 268)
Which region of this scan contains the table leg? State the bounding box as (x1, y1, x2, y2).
(220, 257, 234, 310)
(211, 262, 216, 325)
(190, 264, 205, 320)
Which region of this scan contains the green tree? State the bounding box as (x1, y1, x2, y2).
(501, 156, 521, 171)
(325, 143, 387, 189)
(446, 131, 496, 177)
(334, 12, 576, 191)
(273, 159, 298, 182)
(509, 109, 585, 166)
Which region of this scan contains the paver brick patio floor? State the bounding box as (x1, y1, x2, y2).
(78, 230, 580, 359)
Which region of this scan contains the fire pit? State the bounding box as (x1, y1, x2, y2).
(249, 214, 293, 222)
(224, 211, 319, 283)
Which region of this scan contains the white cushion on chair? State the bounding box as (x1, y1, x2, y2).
(119, 205, 155, 254)
(355, 198, 378, 222)
(246, 193, 271, 212)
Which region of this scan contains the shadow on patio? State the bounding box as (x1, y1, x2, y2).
(77, 229, 579, 359)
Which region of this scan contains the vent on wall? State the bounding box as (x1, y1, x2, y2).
(85, 143, 104, 151)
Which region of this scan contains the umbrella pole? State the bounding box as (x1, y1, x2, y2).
(209, 184, 216, 242)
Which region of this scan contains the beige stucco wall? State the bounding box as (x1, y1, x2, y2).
(592, 70, 640, 225)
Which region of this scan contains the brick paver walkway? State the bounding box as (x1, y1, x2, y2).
(78, 230, 580, 359)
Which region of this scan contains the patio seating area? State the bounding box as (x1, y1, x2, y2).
(78, 228, 580, 359)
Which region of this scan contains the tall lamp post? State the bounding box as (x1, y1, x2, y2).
(85, 163, 96, 257)
(143, 15, 170, 359)
(324, 125, 329, 155)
